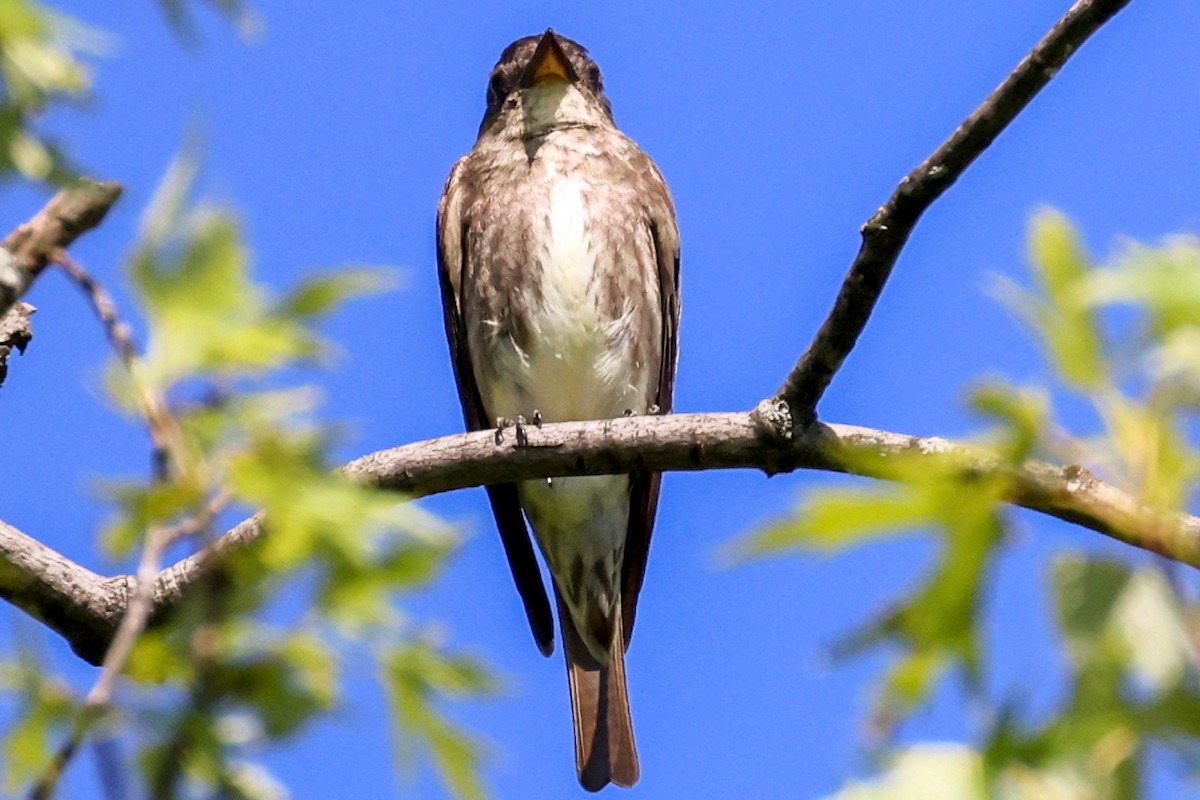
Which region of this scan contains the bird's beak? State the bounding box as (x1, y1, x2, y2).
(521, 29, 578, 88)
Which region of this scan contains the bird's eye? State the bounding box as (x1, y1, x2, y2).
(487, 74, 507, 106)
(586, 65, 603, 93)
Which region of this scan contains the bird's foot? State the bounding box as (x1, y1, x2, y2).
(494, 415, 530, 447)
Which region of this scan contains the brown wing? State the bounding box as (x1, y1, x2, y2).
(437, 163, 554, 656)
(620, 178, 681, 646)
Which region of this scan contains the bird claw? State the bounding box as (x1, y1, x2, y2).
(494, 415, 530, 447)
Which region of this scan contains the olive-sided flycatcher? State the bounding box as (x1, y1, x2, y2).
(436, 30, 679, 791)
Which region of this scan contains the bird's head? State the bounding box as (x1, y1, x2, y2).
(477, 29, 615, 141)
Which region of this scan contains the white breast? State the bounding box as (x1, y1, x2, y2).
(481, 175, 646, 424)
(544, 177, 594, 304)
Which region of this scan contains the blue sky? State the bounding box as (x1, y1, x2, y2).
(3, 1, 1200, 797)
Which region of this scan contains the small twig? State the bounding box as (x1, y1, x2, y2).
(27, 726, 85, 800)
(27, 521, 173, 800)
(0, 179, 122, 318)
(53, 250, 183, 481)
(776, 0, 1133, 423)
(149, 569, 224, 798)
(52, 250, 137, 365)
(160, 488, 232, 548)
(87, 527, 174, 707)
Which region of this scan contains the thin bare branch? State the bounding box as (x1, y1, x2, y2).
(776, 0, 1132, 423)
(53, 251, 184, 480)
(52, 251, 138, 366)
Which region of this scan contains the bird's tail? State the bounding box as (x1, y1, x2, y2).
(557, 592, 639, 791)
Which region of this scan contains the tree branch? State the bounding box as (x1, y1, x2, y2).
(4, 411, 1196, 665)
(0, 301, 34, 387)
(0, 519, 125, 660)
(776, 0, 1132, 423)
(0, 179, 123, 318)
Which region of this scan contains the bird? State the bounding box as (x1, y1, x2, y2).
(436, 29, 680, 791)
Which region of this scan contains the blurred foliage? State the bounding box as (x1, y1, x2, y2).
(0, 0, 257, 189)
(384, 640, 498, 800)
(0, 646, 74, 793)
(0, 153, 492, 799)
(0, 3, 496, 797)
(743, 211, 1200, 798)
(734, 443, 1009, 732)
(0, 0, 97, 183)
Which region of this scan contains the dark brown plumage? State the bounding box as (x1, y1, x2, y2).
(436, 29, 679, 791)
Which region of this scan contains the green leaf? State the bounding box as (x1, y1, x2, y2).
(1052, 556, 1131, 667)
(0, 654, 75, 793)
(747, 457, 1007, 726)
(969, 381, 1050, 464)
(984, 555, 1200, 798)
(1021, 209, 1107, 390)
(383, 640, 495, 800)
(733, 485, 937, 560)
(0, 0, 94, 183)
(320, 540, 452, 630)
(125, 628, 195, 684)
(100, 479, 206, 557)
(1029, 209, 1090, 308)
(875, 650, 949, 720)
(278, 267, 399, 319)
(1097, 394, 1195, 511)
(129, 160, 337, 389)
(217, 761, 290, 800)
(1137, 684, 1200, 740)
(206, 631, 339, 739)
(854, 483, 1002, 722)
(1093, 237, 1200, 338)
